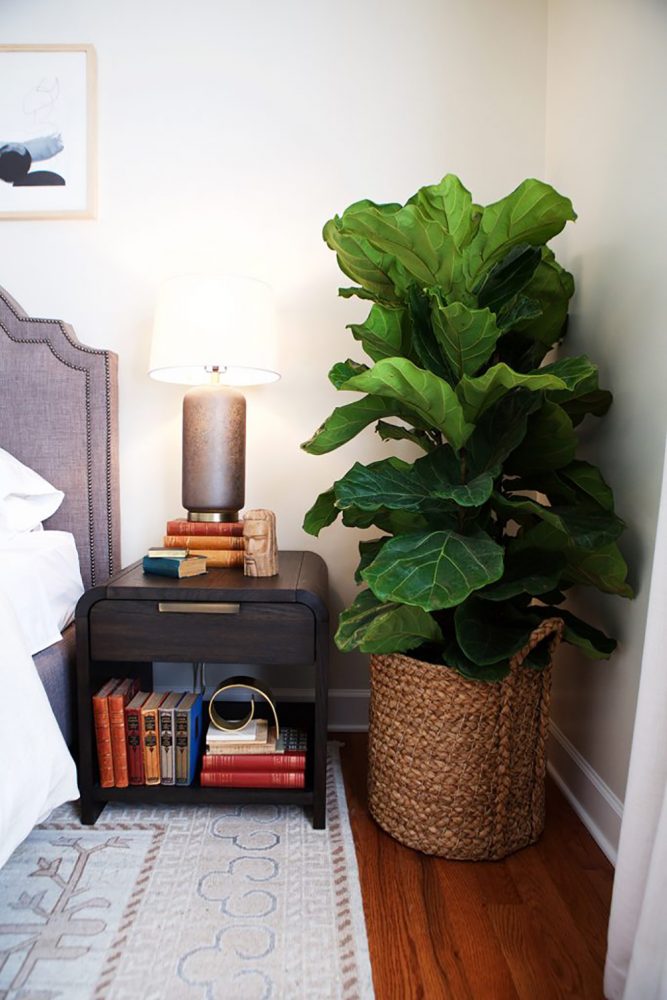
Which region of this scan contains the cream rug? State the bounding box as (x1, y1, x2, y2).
(0, 744, 373, 1000)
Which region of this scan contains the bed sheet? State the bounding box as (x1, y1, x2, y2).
(0, 592, 78, 868)
(0, 530, 84, 656)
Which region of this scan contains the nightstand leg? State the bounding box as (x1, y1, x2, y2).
(312, 619, 329, 830)
(80, 799, 105, 825)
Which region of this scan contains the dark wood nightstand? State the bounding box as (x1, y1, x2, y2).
(75, 551, 328, 828)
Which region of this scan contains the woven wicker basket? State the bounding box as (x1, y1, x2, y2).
(367, 617, 564, 860)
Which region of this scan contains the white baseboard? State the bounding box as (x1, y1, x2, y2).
(547, 721, 623, 865)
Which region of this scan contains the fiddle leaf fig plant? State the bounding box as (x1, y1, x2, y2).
(302, 174, 632, 681)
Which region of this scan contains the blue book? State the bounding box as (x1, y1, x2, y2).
(142, 555, 206, 578)
(175, 693, 203, 785)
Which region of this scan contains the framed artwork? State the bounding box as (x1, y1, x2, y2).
(0, 44, 96, 219)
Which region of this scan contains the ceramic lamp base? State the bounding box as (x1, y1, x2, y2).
(182, 384, 246, 519)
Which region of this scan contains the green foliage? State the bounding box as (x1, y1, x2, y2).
(302, 174, 631, 679)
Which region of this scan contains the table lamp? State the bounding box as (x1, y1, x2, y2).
(149, 274, 279, 522)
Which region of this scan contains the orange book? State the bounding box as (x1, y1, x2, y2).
(141, 693, 167, 784)
(163, 534, 245, 551)
(198, 550, 244, 568)
(108, 677, 139, 788)
(166, 518, 243, 537)
(92, 679, 120, 788)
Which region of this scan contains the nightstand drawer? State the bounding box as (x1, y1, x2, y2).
(89, 599, 315, 664)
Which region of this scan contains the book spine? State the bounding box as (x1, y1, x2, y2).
(92, 692, 115, 788)
(160, 708, 175, 785)
(163, 534, 245, 551)
(199, 550, 244, 568)
(175, 709, 189, 784)
(108, 690, 131, 787)
(141, 706, 161, 785)
(166, 519, 243, 537)
(126, 705, 144, 785)
(200, 771, 306, 788)
(201, 753, 306, 772)
(142, 556, 181, 577)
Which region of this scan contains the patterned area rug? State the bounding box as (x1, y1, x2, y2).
(0, 745, 373, 1000)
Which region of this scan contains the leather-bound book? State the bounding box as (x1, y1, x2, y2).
(108, 677, 139, 788)
(92, 679, 120, 788)
(126, 692, 149, 785)
(159, 692, 184, 785)
(166, 518, 243, 537)
(141, 693, 167, 785)
(163, 534, 245, 550)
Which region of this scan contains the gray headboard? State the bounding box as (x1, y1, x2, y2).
(0, 285, 119, 588)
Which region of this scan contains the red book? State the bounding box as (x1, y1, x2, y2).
(92, 679, 120, 788)
(166, 519, 243, 537)
(201, 753, 306, 772)
(199, 770, 306, 788)
(125, 692, 149, 785)
(108, 677, 139, 788)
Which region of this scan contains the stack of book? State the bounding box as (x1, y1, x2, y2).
(161, 517, 245, 568)
(200, 719, 308, 788)
(93, 681, 203, 786)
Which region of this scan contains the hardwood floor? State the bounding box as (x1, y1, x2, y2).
(338, 733, 613, 1000)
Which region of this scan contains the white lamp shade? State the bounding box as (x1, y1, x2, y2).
(149, 274, 280, 386)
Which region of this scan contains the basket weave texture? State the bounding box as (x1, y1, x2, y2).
(368, 617, 564, 860)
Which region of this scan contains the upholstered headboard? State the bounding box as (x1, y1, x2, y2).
(0, 286, 119, 588)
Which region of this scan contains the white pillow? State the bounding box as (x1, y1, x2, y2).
(0, 447, 64, 533)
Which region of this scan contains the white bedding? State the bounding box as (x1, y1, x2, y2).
(0, 530, 84, 655)
(0, 591, 78, 868)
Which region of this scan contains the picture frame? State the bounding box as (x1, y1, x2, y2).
(0, 44, 96, 220)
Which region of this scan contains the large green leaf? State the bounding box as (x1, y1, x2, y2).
(465, 390, 543, 475)
(335, 588, 443, 653)
(406, 174, 479, 250)
(540, 355, 600, 402)
(405, 285, 456, 383)
(323, 205, 403, 302)
(561, 389, 613, 426)
(329, 359, 369, 389)
(355, 537, 389, 583)
(375, 420, 433, 452)
(454, 597, 536, 666)
(339, 357, 473, 450)
(510, 523, 633, 597)
(326, 199, 459, 298)
(560, 461, 614, 511)
(474, 243, 542, 314)
(303, 487, 338, 536)
(464, 179, 577, 282)
(515, 248, 575, 346)
(348, 304, 409, 362)
(442, 639, 510, 681)
(362, 529, 504, 611)
(493, 492, 625, 550)
(428, 292, 502, 379)
(479, 549, 566, 601)
(335, 458, 423, 513)
(456, 363, 567, 424)
(531, 605, 616, 659)
(301, 396, 398, 454)
(505, 402, 577, 474)
(413, 446, 496, 506)
(334, 448, 494, 515)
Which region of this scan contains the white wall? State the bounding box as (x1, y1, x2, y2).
(0, 0, 548, 695)
(544, 0, 667, 856)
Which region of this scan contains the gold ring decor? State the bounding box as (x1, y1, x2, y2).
(208, 675, 280, 739)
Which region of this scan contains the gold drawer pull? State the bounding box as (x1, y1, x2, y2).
(158, 602, 240, 614)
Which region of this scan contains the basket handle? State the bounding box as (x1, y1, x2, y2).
(491, 615, 564, 858)
(510, 616, 564, 672)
